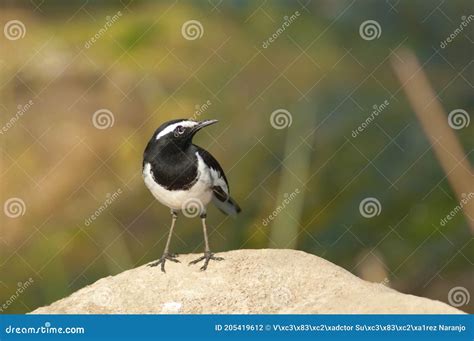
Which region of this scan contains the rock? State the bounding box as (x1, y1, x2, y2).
(31, 249, 462, 314)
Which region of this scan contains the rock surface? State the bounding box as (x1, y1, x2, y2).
(31, 249, 462, 314)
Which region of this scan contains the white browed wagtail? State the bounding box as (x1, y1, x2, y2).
(143, 119, 241, 272)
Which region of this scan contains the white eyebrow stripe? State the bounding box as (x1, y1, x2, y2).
(155, 121, 198, 140)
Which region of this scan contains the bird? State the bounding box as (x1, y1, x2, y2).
(142, 118, 241, 272)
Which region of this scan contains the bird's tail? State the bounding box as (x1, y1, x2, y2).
(212, 195, 241, 217)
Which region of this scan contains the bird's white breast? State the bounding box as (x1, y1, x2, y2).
(143, 153, 214, 211)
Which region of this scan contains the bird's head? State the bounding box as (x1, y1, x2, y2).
(147, 118, 218, 153)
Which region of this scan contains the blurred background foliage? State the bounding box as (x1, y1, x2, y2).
(0, 0, 472, 313)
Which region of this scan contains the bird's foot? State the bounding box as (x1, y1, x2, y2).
(148, 253, 180, 273)
(189, 251, 223, 271)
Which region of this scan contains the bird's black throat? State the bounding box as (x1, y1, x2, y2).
(143, 139, 199, 191)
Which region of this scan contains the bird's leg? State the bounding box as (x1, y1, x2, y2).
(148, 210, 180, 272)
(189, 213, 223, 271)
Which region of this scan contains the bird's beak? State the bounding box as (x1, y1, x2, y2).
(192, 119, 218, 133)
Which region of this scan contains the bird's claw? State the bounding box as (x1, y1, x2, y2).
(148, 253, 180, 273)
(189, 251, 223, 271)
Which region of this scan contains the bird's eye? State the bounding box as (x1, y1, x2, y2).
(175, 126, 185, 136)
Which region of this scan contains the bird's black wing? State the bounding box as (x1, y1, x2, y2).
(193, 145, 230, 199)
(193, 145, 241, 216)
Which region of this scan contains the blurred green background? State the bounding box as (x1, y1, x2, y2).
(0, 0, 472, 313)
